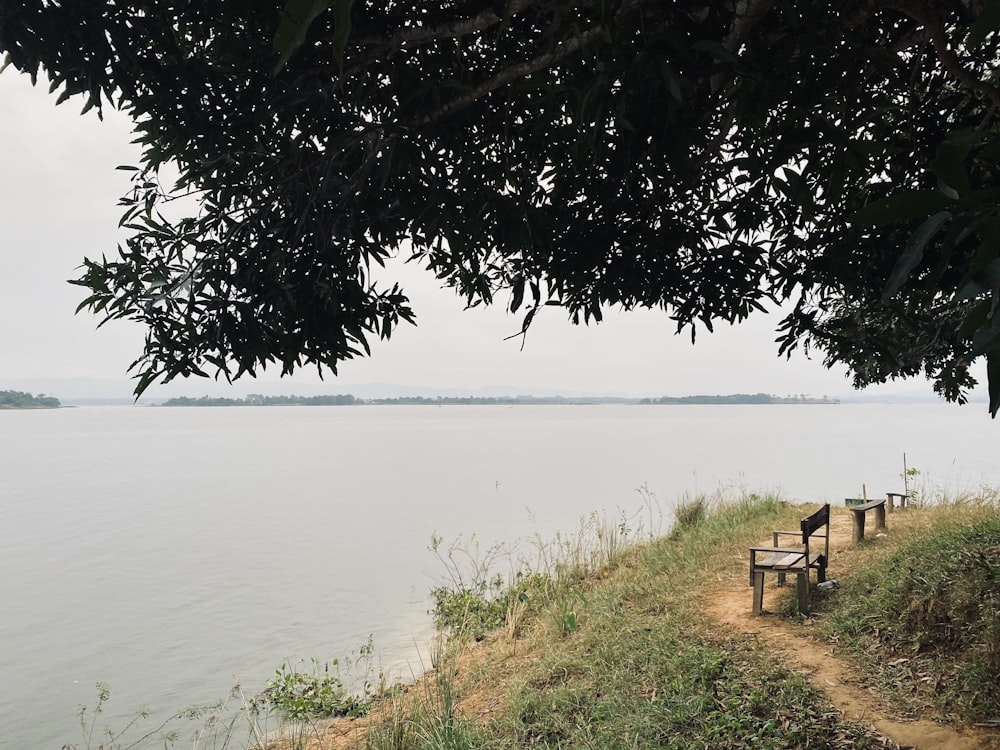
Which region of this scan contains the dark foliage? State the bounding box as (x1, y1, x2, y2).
(2, 1, 1000, 409)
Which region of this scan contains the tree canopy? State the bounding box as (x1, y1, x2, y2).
(2, 1, 1000, 410)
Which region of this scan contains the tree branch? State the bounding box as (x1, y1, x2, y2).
(418, 25, 605, 124)
(415, 0, 656, 124)
(883, 0, 1000, 108)
(353, 0, 539, 48)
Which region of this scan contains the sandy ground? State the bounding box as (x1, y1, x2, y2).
(706, 511, 1000, 750)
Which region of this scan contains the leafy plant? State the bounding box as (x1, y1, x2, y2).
(903, 465, 921, 505)
(259, 657, 375, 721)
(553, 590, 587, 637)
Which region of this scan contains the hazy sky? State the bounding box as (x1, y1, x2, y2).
(0, 70, 979, 400)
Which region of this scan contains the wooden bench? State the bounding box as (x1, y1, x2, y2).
(849, 498, 886, 543)
(749, 503, 830, 615)
(886, 492, 908, 511)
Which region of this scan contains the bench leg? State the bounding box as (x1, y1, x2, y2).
(875, 504, 886, 530)
(752, 572, 765, 615)
(851, 511, 865, 544)
(770, 533, 787, 586)
(796, 572, 809, 614)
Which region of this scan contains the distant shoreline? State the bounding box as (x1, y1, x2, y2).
(154, 392, 840, 407)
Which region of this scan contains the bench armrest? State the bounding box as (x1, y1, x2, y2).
(772, 529, 801, 545)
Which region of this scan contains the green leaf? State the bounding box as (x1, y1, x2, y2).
(972, 326, 1000, 356)
(510, 275, 525, 313)
(689, 39, 739, 64)
(967, 0, 1000, 48)
(959, 299, 992, 337)
(931, 133, 975, 195)
(882, 211, 951, 300)
(988, 349, 1000, 418)
(330, 0, 355, 70)
(272, 0, 333, 74)
(851, 191, 954, 228)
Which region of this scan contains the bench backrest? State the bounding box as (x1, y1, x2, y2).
(800, 503, 830, 563)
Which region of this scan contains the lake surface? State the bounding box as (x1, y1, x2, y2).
(2, 403, 998, 747)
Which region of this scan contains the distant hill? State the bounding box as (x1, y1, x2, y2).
(0, 390, 61, 409)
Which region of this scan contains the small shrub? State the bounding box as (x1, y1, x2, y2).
(430, 584, 508, 639)
(260, 660, 373, 720)
(431, 572, 547, 641)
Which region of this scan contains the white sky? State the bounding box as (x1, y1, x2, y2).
(0, 70, 976, 400)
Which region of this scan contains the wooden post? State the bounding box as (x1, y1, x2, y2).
(903, 453, 909, 501)
(875, 503, 886, 530)
(851, 510, 865, 544)
(752, 572, 765, 615)
(796, 572, 809, 614)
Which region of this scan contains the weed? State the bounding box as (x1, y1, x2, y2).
(669, 493, 708, 538)
(261, 660, 369, 720)
(552, 590, 587, 636)
(902, 465, 921, 505)
(64, 682, 237, 750)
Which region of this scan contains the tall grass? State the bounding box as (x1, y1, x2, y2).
(428, 493, 666, 643)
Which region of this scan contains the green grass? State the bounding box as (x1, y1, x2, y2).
(362, 493, 895, 750)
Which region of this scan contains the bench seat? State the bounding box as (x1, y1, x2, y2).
(886, 492, 908, 511)
(849, 498, 886, 543)
(749, 504, 830, 615)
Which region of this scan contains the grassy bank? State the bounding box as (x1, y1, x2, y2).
(308, 494, 902, 750)
(817, 494, 1000, 724)
(72, 492, 1000, 749)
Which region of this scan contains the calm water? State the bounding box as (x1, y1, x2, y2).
(2, 403, 998, 747)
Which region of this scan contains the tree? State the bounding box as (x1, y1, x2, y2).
(2, 1, 999, 410)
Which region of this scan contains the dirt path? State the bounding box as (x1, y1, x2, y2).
(705, 511, 997, 750)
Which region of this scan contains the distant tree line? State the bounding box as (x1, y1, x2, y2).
(159, 393, 841, 407)
(160, 394, 639, 406)
(366, 396, 629, 405)
(0, 390, 61, 409)
(161, 394, 357, 407)
(639, 394, 838, 405)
